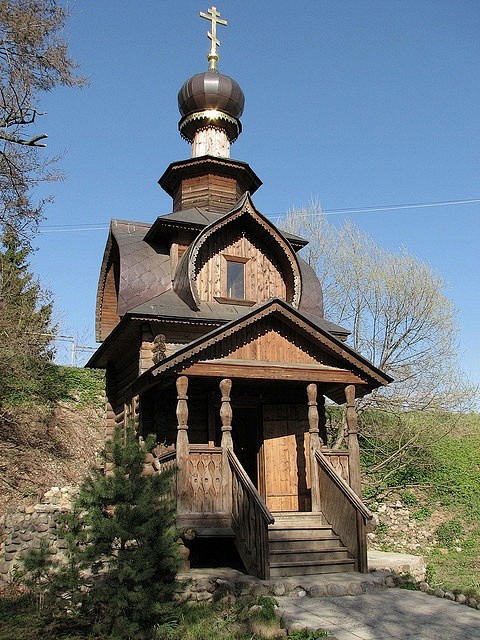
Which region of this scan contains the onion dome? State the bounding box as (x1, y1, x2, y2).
(178, 69, 244, 143)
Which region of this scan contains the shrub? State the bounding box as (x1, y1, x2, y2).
(22, 427, 181, 639)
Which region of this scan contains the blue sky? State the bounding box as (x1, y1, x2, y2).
(30, 1, 479, 390)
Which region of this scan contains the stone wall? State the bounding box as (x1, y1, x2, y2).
(367, 501, 436, 553)
(0, 486, 75, 582)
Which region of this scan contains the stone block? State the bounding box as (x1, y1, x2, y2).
(327, 583, 348, 597)
(309, 583, 327, 597)
(272, 582, 286, 596)
(20, 532, 33, 542)
(348, 583, 364, 596)
(251, 583, 268, 597)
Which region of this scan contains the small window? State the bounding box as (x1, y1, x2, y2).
(227, 259, 245, 299)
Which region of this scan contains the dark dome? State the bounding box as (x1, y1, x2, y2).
(177, 70, 244, 143)
(178, 70, 244, 119)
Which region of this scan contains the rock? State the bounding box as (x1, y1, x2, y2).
(348, 583, 364, 596)
(467, 598, 478, 609)
(309, 583, 328, 597)
(444, 591, 455, 601)
(252, 583, 268, 596)
(272, 582, 286, 596)
(434, 588, 445, 599)
(213, 579, 235, 602)
(296, 589, 307, 597)
(419, 582, 429, 592)
(455, 593, 467, 605)
(327, 583, 348, 597)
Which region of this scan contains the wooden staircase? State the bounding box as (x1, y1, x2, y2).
(268, 512, 356, 577)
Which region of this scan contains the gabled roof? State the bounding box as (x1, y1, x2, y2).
(145, 206, 308, 249)
(130, 298, 392, 403)
(173, 192, 303, 310)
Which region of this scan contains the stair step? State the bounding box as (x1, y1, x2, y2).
(270, 558, 356, 577)
(269, 537, 342, 551)
(270, 548, 350, 563)
(272, 513, 327, 525)
(269, 527, 335, 541)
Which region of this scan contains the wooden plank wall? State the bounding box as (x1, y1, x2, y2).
(174, 174, 240, 214)
(100, 263, 120, 340)
(196, 231, 286, 303)
(226, 329, 319, 364)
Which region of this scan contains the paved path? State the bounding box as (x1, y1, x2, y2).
(277, 589, 480, 640)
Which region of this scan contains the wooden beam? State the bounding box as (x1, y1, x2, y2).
(307, 383, 321, 512)
(220, 378, 233, 512)
(176, 376, 190, 514)
(180, 360, 367, 384)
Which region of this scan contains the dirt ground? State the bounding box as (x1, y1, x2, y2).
(0, 402, 104, 518)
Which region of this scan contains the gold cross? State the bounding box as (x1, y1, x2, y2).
(200, 6, 227, 70)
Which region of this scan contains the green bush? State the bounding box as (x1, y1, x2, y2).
(22, 427, 181, 639)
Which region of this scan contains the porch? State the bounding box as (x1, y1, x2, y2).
(143, 375, 372, 579)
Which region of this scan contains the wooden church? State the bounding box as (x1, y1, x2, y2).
(87, 6, 392, 579)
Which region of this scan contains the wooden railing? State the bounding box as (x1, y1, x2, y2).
(314, 449, 372, 573)
(183, 446, 223, 513)
(155, 450, 177, 503)
(321, 449, 350, 484)
(228, 449, 274, 580)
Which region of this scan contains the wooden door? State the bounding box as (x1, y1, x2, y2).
(262, 404, 311, 512)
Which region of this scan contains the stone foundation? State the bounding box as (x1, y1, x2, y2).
(0, 486, 75, 582)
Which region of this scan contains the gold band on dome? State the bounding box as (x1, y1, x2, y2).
(179, 110, 241, 143)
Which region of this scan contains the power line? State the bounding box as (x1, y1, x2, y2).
(316, 198, 480, 217)
(37, 197, 480, 233)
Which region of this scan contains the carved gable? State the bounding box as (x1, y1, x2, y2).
(196, 230, 287, 304)
(173, 193, 302, 310)
(223, 328, 319, 365)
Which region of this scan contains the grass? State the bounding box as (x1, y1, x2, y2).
(423, 415, 480, 594)
(0, 591, 332, 640)
(366, 412, 480, 595)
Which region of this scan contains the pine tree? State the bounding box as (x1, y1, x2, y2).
(0, 228, 59, 411)
(56, 428, 181, 639)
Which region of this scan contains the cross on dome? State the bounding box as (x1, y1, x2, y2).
(200, 6, 227, 70)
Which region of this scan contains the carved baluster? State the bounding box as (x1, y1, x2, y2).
(345, 385, 361, 496)
(307, 383, 322, 512)
(176, 376, 190, 514)
(345, 384, 367, 572)
(220, 378, 233, 512)
(220, 378, 233, 450)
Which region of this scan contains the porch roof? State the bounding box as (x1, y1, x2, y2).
(130, 298, 392, 403)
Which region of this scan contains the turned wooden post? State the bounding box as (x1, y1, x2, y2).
(345, 385, 361, 496)
(176, 376, 190, 514)
(307, 383, 322, 512)
(345, 384, 368, 572)
(220, 378, 233, 512)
